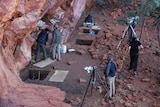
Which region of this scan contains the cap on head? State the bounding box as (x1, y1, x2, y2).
(107, 54, 113, 61)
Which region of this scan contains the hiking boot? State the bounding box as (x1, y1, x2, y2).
(134, 71, 137, 75)
(32, 59, 36, 63)
(128, 67, 132, 71)
(43, 57, 48, 60)
(105, 97, 112, 102)
(108, 97, 112, 100)
(35, 59, 40, 62)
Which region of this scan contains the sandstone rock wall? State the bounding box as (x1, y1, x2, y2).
(0, 0, 86, 106)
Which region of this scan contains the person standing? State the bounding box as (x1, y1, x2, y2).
(83, 14, 94, 27)
(51, 24, 62, 61)
(104, 54, 117, 100)
(35, 28, 49, 62)
(129, 37, 143, 75)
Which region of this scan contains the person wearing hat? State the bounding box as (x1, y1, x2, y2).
(104, 54, 117, 100)
(51, 24, 62, 61)
(129, 37, 143, 75)
(35, 28, 50, 61)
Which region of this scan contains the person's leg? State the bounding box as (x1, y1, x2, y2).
(35, 43, 41, 61)
(112, 76, 116, 96)
(107, 77, 112, 99)
(57, 44, 61, 61)
(133, 55, 138, 72)
(49, 45, 53, 58)
(41, 43, 48, 60)
(129, 55, 134, 70)
(52, 44, 57, 60)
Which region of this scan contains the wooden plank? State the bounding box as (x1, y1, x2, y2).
(33, 58, 56, 68)
(28, 67, 54, 72)
(79, 26, 101, 30)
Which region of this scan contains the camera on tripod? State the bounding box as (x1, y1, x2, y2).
(80, 65, 108, 107)
(84, 66, 97, 73)
(126, 16, 139, 25)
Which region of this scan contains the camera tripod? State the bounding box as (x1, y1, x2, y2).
(80, 66, 108, 107)
(117, 24, 137, 49)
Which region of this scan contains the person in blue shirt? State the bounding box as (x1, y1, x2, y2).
(104, 54, 117, 100)
(35, 28, 49, 62)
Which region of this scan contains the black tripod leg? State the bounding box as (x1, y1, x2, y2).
(80, 74, 93, 107)
(90, 83, 93, 96)
(96, 70, 108, 92)
(90, 81, 94, 96)
(90, 70, 96, 96)
(117, 26, 129, 49)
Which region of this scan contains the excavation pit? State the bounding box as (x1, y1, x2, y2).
(83, 29, 99, 34)
(28, 68, 51, 80)
(76, 39, 93, 46)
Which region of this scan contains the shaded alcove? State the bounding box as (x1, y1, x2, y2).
(28, 68, 51, 80)
(76, 39, 93, 46)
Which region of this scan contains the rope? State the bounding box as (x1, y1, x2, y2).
(119, 46, 129, 72)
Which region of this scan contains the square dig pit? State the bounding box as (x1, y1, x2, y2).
(83, 29, 99, 34)
(76, 39, 93, 46)
(29, 68, 51, 80)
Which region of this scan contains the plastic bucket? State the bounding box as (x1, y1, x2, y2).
(61, 44, 67, 53)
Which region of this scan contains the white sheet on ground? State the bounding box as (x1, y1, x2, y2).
(48, 70, 69, 82)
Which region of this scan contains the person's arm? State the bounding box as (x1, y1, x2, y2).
(140, 45, 144, 49)
(53, 30, 57, 43)
(129, 46, 131, 50)
(44, 31, 48, 42)
(46, 34, 48, 41)
(137, 40, 144, 49)
(114, 61, 117, 71)
(34, 27, 41, 40)
(113, 61, 118, 76)
(129, 41, 132, 50)
(105, 62, 111, 76)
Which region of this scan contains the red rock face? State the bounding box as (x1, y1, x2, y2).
(0, 0, 86, 106)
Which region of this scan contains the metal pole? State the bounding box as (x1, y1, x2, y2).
(95, 70, 108, 92)
(129, 25, 137, 37)
(80, 72, 93, 107)
(117, 26, 129, 49)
